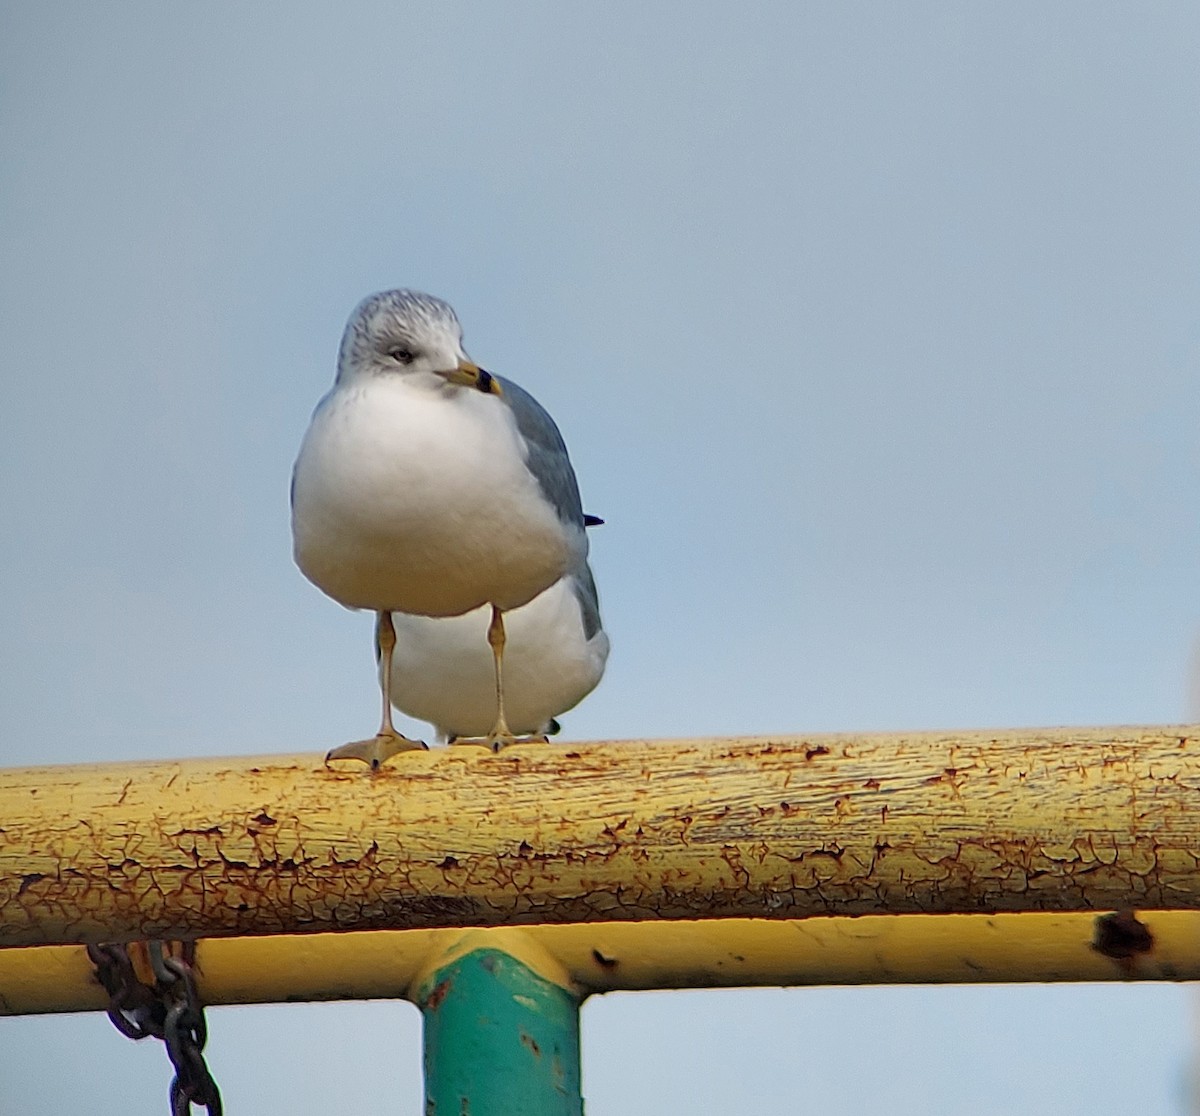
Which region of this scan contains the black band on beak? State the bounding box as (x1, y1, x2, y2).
(477, 369, 497, 394)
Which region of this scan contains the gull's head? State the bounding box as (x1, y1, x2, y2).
(335, 289, 501, 395)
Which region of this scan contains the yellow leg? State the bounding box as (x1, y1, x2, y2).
(376, 610, 400, 738)
(325, 611, 428, 770)
(485, 606, 516, 752)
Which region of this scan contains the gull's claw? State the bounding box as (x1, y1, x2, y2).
(487, 731, 515, 754)
(325, 731, 428, 771)
(448, 732, 549, 753)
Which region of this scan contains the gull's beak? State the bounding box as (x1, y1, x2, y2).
(441, 359, 503, 396)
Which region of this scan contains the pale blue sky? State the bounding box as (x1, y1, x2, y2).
(2, 4, 1198, 1113)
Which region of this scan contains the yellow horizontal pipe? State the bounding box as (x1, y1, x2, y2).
(2, 912, 1197, 1016)
(1, 726, 1198, 947)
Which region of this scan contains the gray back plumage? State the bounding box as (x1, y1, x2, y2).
(570, 559, 604, 641)
(497, 374, 586, 533)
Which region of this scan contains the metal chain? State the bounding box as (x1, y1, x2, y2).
(88, 941, 223, 1116)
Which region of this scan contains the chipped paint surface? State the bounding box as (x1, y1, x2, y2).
(418, 946, 582, 1116)
(1, 727, 1199, 946)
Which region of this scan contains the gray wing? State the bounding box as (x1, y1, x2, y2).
(569, 558, 604, 642)
(497, 375, 586, 531)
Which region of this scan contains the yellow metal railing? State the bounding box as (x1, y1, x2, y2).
(3, 912, 1200, 1016)
(1, 725, 1198, 1015)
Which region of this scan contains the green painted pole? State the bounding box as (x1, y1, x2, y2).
(417, 946, 583, 1116)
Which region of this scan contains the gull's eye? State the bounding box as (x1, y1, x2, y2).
(388, 347, 416, 365)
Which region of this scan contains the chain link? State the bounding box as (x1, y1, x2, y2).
(88, 941, 223, 1116)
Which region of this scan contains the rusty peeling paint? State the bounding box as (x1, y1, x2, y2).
(1092, 910, 1154, 960)
(17, 873, 45, 895)
(1, 728, 1199, 946)
(425, 977, 452, 1011)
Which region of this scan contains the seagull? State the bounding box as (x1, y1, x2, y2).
(291, 289, 594, 767)
(388, 557, 608, 742)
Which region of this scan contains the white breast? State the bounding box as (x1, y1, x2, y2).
(291, 377, 580, 615)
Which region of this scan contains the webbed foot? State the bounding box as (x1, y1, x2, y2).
(325, 731, 428, 771)
(448, 732, 549, 754)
